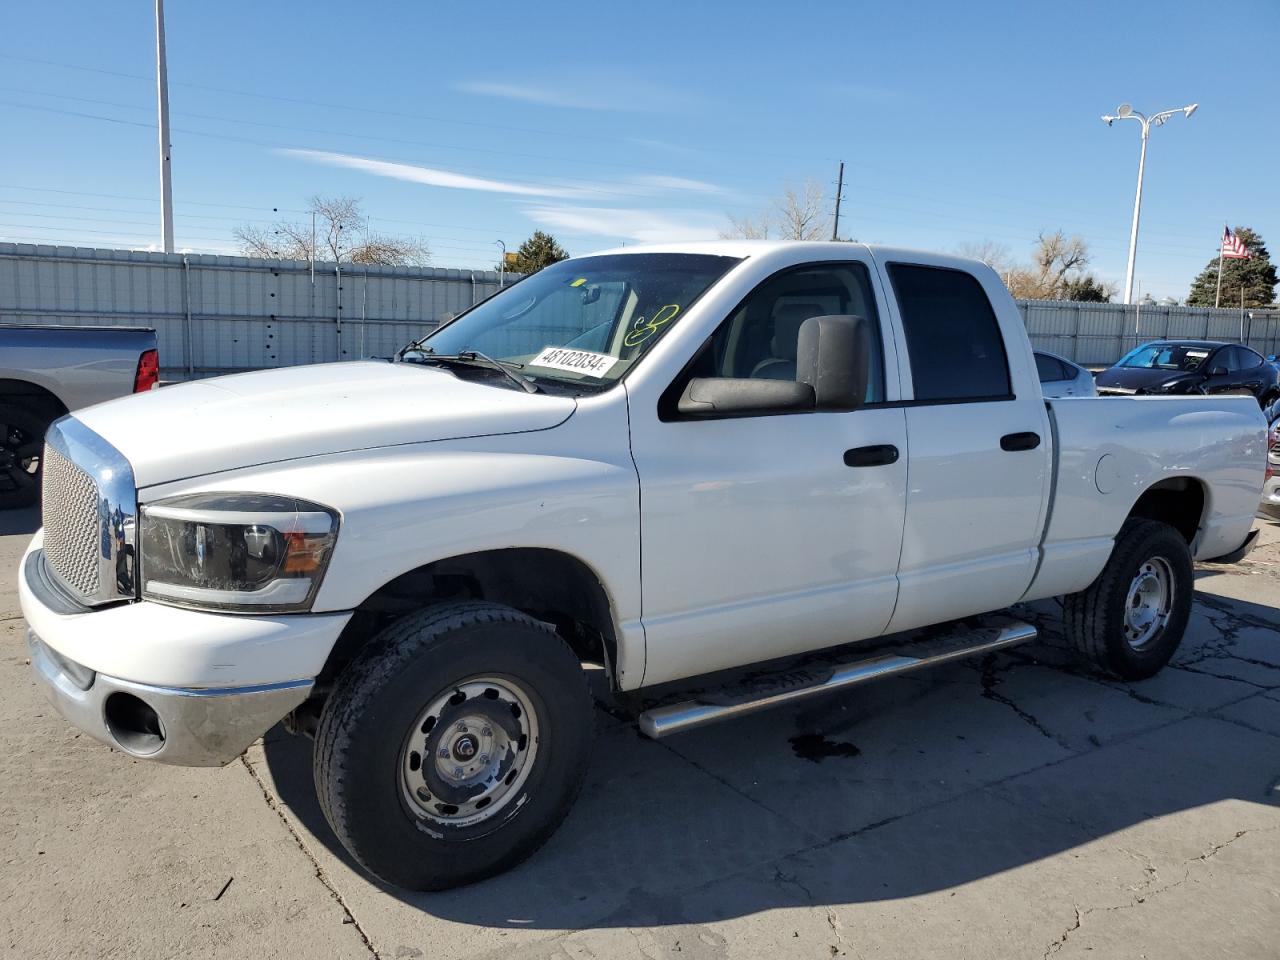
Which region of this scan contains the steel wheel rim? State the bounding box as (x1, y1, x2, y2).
(399, 675, 539, 829)
(1123, 556, 1173, 650)
(0, 421, 41, 494)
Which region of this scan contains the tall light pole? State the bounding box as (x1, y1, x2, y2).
(1101, 102, 1198, 304)
(154, 0, 175, 253)
(495, 240, 507, 288)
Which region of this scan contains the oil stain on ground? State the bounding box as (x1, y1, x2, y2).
(789, 733, 861, 763)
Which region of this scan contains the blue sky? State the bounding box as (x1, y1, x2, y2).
(2, 0, 1276, 300)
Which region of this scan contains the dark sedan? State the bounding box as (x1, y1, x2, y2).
(1095, 340, 1280, 406)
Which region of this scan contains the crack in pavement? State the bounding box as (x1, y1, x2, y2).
(238, 756, 379, 959)
(974, 653, 1075, 751)
(1043, 906, 1082, 959)
(1038, 827, 1275, 958)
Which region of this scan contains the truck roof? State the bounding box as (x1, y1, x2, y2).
(582, 239, 989, 272)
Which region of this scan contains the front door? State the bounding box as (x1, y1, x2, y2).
(628, 260, 909, 687)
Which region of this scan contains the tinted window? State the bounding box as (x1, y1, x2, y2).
(684, 262, 885, 404)
(1035, 353, 1068, 382)
(1214, 347, 1241, 373)
(1223, 348, 1264, 373)
(888, 265, 1012, 401)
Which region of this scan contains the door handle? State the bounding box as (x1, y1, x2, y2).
(844, 444, 899, 467)
(1000, 431, 1041, 452)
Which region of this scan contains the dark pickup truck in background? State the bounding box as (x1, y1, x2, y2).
(0, 324, 158, 508)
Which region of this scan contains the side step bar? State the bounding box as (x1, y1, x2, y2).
(638, 620, 1036, 739)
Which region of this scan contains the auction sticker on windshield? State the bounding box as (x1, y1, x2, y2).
(529, 346, 618, 378)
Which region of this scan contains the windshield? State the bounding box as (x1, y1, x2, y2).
(1117, 343, 1215, 372)
(415, 253, 741, 387)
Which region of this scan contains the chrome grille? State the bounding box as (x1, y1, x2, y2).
(42, 443, 102, 597)
(40, 418, 136, 607)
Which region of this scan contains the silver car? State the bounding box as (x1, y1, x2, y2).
(1263, 400, 1280, 520)
(1035, 350, 1097, 398)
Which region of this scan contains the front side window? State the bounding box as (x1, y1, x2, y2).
(417, 253, 740, 388)
(888, 264, 1011, 402)
(677, 262, 885, 403)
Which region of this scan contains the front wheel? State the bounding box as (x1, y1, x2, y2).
(314, 601, 595, 890)
(1063, 519, 1193, 680)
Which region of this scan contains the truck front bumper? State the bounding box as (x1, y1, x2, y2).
(1261, 476, 1280, 520)
(19, 532, 350, 766)
(27, 629, 311, 766)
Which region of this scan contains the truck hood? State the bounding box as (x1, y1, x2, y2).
(72, 361, 576, 488)
(1094, 366, 1200, 393)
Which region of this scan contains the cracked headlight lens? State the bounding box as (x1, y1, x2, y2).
(140, 493, 338, 612)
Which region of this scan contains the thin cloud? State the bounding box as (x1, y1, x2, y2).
(281, 148, 585, 198)
(454, 76, 703, 112)
(524, 204, 725, 244)
(631, 174, 725, 195)
(454, 81, 605, 110)
(281, 148, 727, 201)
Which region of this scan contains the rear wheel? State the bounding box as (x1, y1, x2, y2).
(1063, 519, 1193, 680)
(0, 402, 51, 510)
(314, 601, 595, 890)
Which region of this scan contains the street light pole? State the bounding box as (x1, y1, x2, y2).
(154, 0, 175, 254)
(495, 240, 506, 288)
(1101, 102, 1198, 304)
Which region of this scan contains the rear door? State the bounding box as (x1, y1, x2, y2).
(878, 261, 1052, 633)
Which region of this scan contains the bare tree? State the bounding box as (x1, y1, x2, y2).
(722, 179, 829, 241)
(775, 181, 829, 241)
(954, 239, 1013, 276)
(234, 195, 431, 266)
(720, 212, 771, 240)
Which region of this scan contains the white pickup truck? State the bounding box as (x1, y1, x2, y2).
(19, 241, 1264, 890)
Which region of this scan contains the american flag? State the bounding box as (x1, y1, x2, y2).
(1221, 226, 1251, 260)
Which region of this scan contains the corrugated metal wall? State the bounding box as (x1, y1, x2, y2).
(0, 242, 505, 379)
(2, 242, 1278, 376)
(1020, 299, 1280, 366)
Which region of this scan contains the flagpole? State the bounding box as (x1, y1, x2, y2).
(1215, 223, 1225, 309)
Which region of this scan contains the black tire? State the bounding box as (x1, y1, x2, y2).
(1063, 519, 1193, 680)
(0, 402, 52, 510)
(314, 601, 595, 891)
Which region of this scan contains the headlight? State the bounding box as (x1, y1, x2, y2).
(140, 493, 339, 612)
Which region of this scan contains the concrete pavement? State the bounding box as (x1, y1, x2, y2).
(2, 506, 1278, 959)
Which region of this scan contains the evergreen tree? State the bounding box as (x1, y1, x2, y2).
(1186, 227, 1277, 307)
(510, 231, 569, 274)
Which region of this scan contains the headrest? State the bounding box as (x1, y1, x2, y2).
(771, 303, 822, 361)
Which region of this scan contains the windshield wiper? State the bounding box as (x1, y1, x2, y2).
(408, 349, 540, 393)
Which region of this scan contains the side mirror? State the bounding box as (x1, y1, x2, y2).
(1209, 366, 1228, 377)
(796, 314, 871, 410)
(677, 378, 815, 417)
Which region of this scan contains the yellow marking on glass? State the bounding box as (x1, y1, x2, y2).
(623, 303, 682, 348)
(570, 278, 587, 287)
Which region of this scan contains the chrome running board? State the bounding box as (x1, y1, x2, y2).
(638, 619, 1037, 739)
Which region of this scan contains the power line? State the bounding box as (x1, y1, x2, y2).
(0, 52, 836, 167)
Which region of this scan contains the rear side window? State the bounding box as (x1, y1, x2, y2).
(1234, 346, 1264, 370)
(888, 264, 1012, 402)
(1035, 353, 1069, 383)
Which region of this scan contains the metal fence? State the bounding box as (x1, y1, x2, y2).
(2, 242, 1278, 378)
(1020, 299, 1280, 367)
(0, 242, 505, 379)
